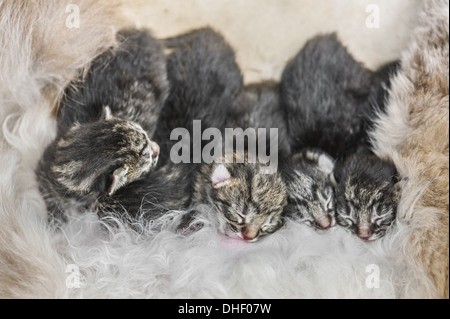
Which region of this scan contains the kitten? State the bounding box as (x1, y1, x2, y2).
(229, 81, 291, 156)
(334, 152, 400, 241)
(37, 29, 167, 225)
(280, 34, 400, 239)
(281, 149, 336, 230)
(154, 27, 243, 165)
(281, 33, 399, 158)
(57, 28, 169, 137)
(191, 153, 288, 242)
(37, 109, 158, 225)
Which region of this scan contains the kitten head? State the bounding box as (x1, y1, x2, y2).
(49, 111, 159, 200)
(282, 150, 336, 230)
(334, 154, 400, 241)
(194, 154, 288, 242)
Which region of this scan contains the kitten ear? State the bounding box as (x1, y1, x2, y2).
(101, 106, 113, 121)
(107, 166, 129, 196)
(211, 164, 231, 188)
(299, 149, 335, 175)
(329, 173, 337, 187)
(317, 153, 335, 176)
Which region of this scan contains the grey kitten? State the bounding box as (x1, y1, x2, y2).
(37, 110, 158, 225)
(37, 29, 167, 226)
(154, 27, 243, 165)
(191, 153, 288, 242)
(334, 153, 400, 241)
(57, 28, 168, 138)
(229, 81, 291, 156)
(281, 149, 336, 230)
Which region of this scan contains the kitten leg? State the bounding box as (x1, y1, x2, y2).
(176, 209, 204, 236)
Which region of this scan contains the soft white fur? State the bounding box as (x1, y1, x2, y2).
(0, 0, 442, 298)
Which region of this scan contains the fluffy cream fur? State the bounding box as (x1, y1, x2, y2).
(0, 0, 447, 299)
(371, 0, 449, 299)
(0, 0, 126, 298)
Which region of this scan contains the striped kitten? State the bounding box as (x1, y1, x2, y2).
(281, 149, 336, 230)
(36, 29, 167, 226)
(37, 109, 159, 225)
(334, 153, 400, 241)
(191, 153, 288, 242)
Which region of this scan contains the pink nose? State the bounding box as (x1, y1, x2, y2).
(358, 225, 373, 241)
(241, 226, 259, 241)
(149, 141, 160, 158)
(316, 214, 332, 229)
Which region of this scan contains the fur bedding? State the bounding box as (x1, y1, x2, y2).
(0, 0, 448, 298)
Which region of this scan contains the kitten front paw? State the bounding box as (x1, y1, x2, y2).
(176, 210, 204, 236)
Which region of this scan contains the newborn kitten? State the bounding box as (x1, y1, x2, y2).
(229, 81, 291, 156)
(280, 34, 400, 239)
(191, 153, 288, 242)
(154, 27, 243, 165)
(334, 152, 400, 241)
(281, 33, 399, 157)
(281, 149, 336, 230)
(37, 109, 158, 225)
(57, 28, 168, 137)
(37, 29, 167, 225)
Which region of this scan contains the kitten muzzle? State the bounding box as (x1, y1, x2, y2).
(357, 224, 373, 241)
(316, 214, 332, 229)
(241, 225, 259, 241)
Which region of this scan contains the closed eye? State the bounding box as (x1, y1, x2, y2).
(337, 210, 356, 226)
(139, 141, 149, 157)
(261, 221, 282, 234)
(342, 217, 356, 226)
(375, 217, 395, 226)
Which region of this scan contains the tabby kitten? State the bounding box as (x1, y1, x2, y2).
(37, 109, 159, 225)
(191, 153, 288, 242)
(229, 81, 291, 156)
(281, 33, 399, 158)
(281, 149, 336, 230)
(154, 27, 243, 165)
(280, 34, 400, 239)
(154, 29, 286, 241)
(334, 153, 401, 241)
(57, 28, 168, 137)
(37, 29, 167, 225)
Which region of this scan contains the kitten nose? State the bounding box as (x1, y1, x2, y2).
(358, 224, 373, 241)
(316, 214, 332, 229)
(149, 141, 160, 158)
(241, 226, 259, 241)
